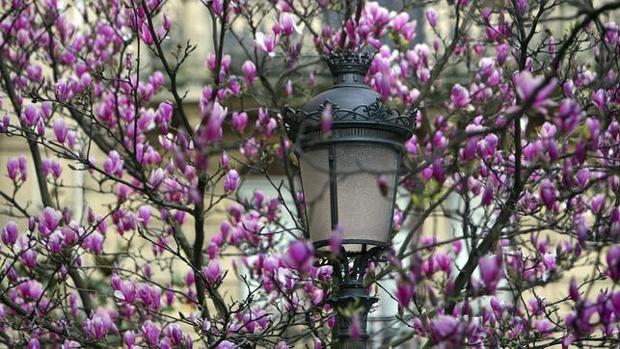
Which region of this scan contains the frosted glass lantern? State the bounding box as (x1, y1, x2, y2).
(283, 51, 413, 252)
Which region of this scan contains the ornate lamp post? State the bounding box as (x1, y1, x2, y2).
(283, 51, 413, 348)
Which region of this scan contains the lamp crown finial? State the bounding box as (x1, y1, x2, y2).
(323, 50, 373, 78)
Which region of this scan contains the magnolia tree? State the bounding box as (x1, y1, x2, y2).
(1, 0, 620, 347)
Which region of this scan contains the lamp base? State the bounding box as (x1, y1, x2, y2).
(332, 283, 378, 349)
(325, 245, 384, 349)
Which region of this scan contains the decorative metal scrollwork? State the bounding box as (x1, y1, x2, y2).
(282, 98, 414, 141)
(322, 50, 374, 77)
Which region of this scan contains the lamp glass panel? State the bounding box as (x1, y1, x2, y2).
(299, 149, 332, 243)
(335, 144, 398, 245)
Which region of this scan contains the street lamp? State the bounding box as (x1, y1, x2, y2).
(283, 50, 413, 348)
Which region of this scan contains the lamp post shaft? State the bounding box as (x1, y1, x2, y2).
(332, 280, 377, 349)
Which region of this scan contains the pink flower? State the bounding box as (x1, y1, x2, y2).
(206, 53, 218, 72)
(512, 71, 556, 111)
(84, 309, 117, 339)
(115, 280, 136, 303)
(450, 84, 471, 108)
(164, 324, 184, 345)
(219, 151, 230, 170)
(321, 104, 333, 134)
(47, 230, 64, 254)
(563, 79, 575, 97)
(426, 8, 438, 28)
(39, 207, 62, 236)
(329, 225, 343, 253)
(591, 194, 605, 214)
(554, 98, 581, 134)
(217, 341, 236, 349)
(0, 114, 9, 131)
(53, 118, 68, 143)
(285, 80, 293, 96)
(232, 112, 248, 133)
(2, 221, 18, 245)
(607, 245, 620, 282)
(83, 232, 104, 254)
(103, 151, 124, 177)
(138, 206, 151, 226)
(19, 280, 43, 299)
(211, 0, 224, 16)
(533, 319, 554, 335)
(148, 168, 165, 188)
(479, 253, 502, 292)
(539, 179, 557, 210)
(42, 159, 62, 178)
(592, 89, 607, 110)
(311, 288, 324, 305)
(22, 104, 39, 127)
(274, 12, 298, 36)
(6, 157, 23, 181)
(453, 240, 463, 255)
(255, 32, 278, 57)
(285, 240, 314, 273)
(140, 22, 154, 45)
(28, 338, 40, 349)
(123, 330, 136, 348)
(203, 102, 227, 143)
(141, 320, 161, 346)
(137, 283, 161, 311)
(390, 12, 416, 41)
(516, 0, 527, 15)
(202, 259, 222, 285)
(430, 315, 459, 340)
(569, 277, 580, 301)
(241, 61, 257, 87)
(395, 278, 414, 307)
(224, 169, 239, 193)
(55, 80, 72, 102)
(21, 249, 37, 269)
(156, 102, 173, 134)
(496, 43, 510, 65)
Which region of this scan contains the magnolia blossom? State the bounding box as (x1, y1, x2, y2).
(513, 71, 556, 112)
(84, 309, 117, 339)
(430, 315, 459, 341)
(319, 103, 333, 134)
(53, 118, 68, 143)
(539, 179, 557, 210)
(479, 254, 502, 292)
(284, 240, 314, 273)
(273, 12, 299, 36)
(2, 221, 18, 245)
(426, 8, 438, 27)
(203, 102, 227, 143)
(255, 32, 278, 57)
(224, 169, 240, 193)
(395, 277, 414, 308)
(123, 331, 136, 348)
(141, 320, 161, 346)
(6, 155, 27, 181)
(241, 61, 257, 86)
(203, 259, 222, 285)
(103, 151, 124, 177)
(232, 111, 248, 133)
(607, 245, 620, 282)
(450, 84, 471, 108)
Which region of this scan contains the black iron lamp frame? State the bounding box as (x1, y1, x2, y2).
(282, 50, 414, 349)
